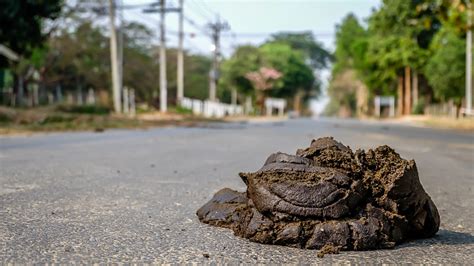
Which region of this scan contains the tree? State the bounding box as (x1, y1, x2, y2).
(0, 0, 63, 68)
(258, 42, 316, 113)
(42, 22, 111, 96)
(332, 13, 367, 75)
(259, 43, 316, 98)
(165, 48, 211, 103)
(245, 67, 282, 112)
(219, 45, 261, 98)
(361, 0, 440, 115)
(219, 43, 316, 113)
(269, 32, 332, 70)
(424, 26, 465, 116)
(327, 13, 370, 116)
(43, 19, 212, 106)
(325, 70, 361, 117)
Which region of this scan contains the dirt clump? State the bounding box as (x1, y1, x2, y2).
(196, 137, 440, 253)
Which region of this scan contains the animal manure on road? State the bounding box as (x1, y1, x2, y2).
(196, 137, 440, 255)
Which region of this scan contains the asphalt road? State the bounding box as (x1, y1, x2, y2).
(1, 118, 473, 263)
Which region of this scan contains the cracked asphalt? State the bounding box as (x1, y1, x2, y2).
(1, 118, 473, 263)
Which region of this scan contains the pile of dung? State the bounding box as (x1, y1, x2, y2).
(197, 137, 440, 252)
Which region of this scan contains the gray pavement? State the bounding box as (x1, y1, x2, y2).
(1, 118, 473, 263)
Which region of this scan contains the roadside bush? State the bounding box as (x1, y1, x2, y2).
(57, 104, 111, 115)
(0, 107, 16, 123)
(0, 113, 13, 123)
(412, 99, 425, 115)
(173, 106, 193, 115)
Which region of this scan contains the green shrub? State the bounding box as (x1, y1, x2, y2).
(412, 99, 425, 115)
(0, 107, 15, 123)
(173, 106, 193, 115)
(57, 104, 111, 115)
(0, 113, 12, 123)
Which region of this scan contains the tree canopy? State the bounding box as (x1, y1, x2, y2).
(425, 26, 466, 106)
(328, 0, 471, 116)
(269, 32, 332, 70)
(0, 0, 63, 68)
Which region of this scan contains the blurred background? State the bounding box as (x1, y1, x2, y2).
(0, 0, 473, 132)
(1, 2, 474, 263)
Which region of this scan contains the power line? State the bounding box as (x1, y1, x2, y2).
(183, 15, 210, 37)
(221, 31, 334, 38)
(208, 17, 230, 101)
(188, 0, 216, 20)
(184, 0, 213, 21)
(191, 0, 217, 18)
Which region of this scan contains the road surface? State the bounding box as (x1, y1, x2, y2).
(1, 118, 473, 263)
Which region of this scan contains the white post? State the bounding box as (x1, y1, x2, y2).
(87, 88, 96, 105)
(77, 86, 83, 105)
(375, 97, 380, 117)
(177, 0, 184, 103)
(231, 88, 237, 106)
(467, 1, 473, 114)
(159, 0, 168, 112)
(56, 84, 63, 102)
(123, 86, 129, 114)
(48, 92, 54, 105)
(130, 88, 136, 117)
(389, 97, 395, 117)
(32, 84, 39, 106)
(108, 0, 121, 113)
(245, 95, 252, 115)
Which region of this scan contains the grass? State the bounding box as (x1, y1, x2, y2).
(168, 105, 193, 115)
(422, 116, 474, 131)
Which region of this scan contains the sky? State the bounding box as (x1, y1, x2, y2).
(121, 0, 381, 114)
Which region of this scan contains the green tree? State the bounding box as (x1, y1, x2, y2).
(332, 13, 367, 75)
(365, 0, 437, 94)
(327, 14, 369, 116)
(0, 0, 63, 68)
(42, 22, 111, 95)
(269, 32, 332, 70)
(259, 42, 316, 112)
(165, 48, 211, 102)
(259, 42, 315, 97)
(219, 45, 261, 98)
(424, 26, 466, 115)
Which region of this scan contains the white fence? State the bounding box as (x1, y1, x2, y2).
(180, 97, 243, 118)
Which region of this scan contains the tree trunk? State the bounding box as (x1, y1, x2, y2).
(397, 76, 404, 116)
(456, 103, 461, 119)
(18, 76, 24, 107)
(231, 88, 237, 106)
(404, 66, 411, 115)
(293, 90, 303, 116)
(245, 95, 252, 115)
(257, 91, 266, 115)
(412, 70, 418, 108)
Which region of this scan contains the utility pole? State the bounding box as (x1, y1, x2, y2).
(159, 0, 167, 112)
(177, 0, 184, 103)
(144, 1, 181, 112)
(208, 16, 229, 101)
(108, 0, 121, 113)
(118, 0, 124, 113)
(467, 0, 473, 114)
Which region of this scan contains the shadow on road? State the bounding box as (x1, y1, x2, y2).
(399, 229, 474, 248)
